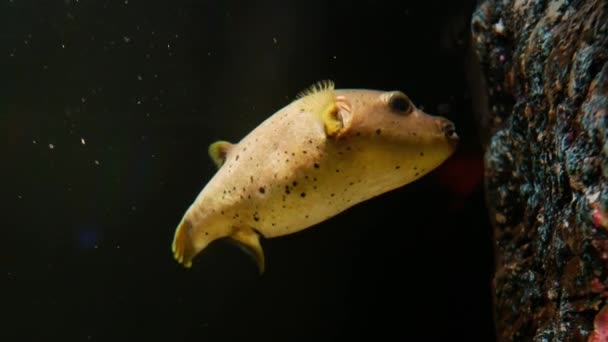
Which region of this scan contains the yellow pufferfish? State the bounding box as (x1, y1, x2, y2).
(172, 80, 459, 273)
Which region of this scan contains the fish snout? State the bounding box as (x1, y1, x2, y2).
(440, 119, 459, 146)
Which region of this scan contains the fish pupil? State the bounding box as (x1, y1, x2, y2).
(389, 94, 413, 114)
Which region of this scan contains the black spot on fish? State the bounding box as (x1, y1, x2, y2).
(330, 193, 335, 197)
(336, 169, 340, 173)
(349, 182, 354, 186)
(253, 212, 260, 221)
(415, 172, 420, 177)
(302, 150, 307, 154)
(221, 211, 225, 215)
(236, 154, 240, 161)
(308, 139, 313, 144)
(346, 146, 351, 151)
(305, 175, 309, 180)
(356, 132, 361, 136)
(292, 181, 298, 187)
(376, 129, 382, 135)
(250, 176, 254, 183)
(292, 152, 295, 157)
(314, 163, 320, 168)
(313, 177, 317, 182)
(420, 152, 424, 156)
(413, 166, 418, 170)
(285, 186, 291, 194)
(395, 165, 401, 169)
(313, 185, 317, 190)
(259, 187, 265, 194)
(300, 192, 306, 198)
(305, 215, 309, 219)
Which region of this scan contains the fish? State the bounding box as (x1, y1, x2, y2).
(172, 80, 459, 273)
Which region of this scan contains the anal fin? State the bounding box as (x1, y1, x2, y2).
(230, 228, 265, 274)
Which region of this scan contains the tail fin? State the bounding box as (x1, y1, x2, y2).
(172, 218, 196, 268)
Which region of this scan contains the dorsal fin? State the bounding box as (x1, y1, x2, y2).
(208, 140, 234, 168)
(295, 79, 335, 100)
(294, 80, 342, 137)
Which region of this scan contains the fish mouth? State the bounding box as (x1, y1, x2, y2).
(439, 119, 460, 150)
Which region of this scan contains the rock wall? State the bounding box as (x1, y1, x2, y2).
(471, 0, 608, 340)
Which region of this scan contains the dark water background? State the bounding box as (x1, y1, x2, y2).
(3, 0, 495, 340)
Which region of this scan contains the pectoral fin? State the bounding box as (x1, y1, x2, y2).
(295, 80, 352, 137)
(230, 228, 265, 274)
(208, 140, 234, 168)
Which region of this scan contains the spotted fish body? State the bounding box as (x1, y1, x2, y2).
(172, 80, 459, 272)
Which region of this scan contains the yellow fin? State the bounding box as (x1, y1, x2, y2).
(295, 79, 335, 99)
(230, 228, 265, 274)
(172, 218, 195, 268)
(295, 80, 341, 137)
(208, 140, 234, 168)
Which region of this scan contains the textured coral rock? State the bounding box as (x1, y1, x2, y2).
(471, 0, 608, 340)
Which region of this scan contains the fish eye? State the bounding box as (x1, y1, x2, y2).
(388, 93, 413, 115)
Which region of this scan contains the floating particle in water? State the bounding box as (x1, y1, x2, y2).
(49, 143, 55, 149)
(123, 36, 131, 43)
(94, 160, 100, 165)
(137, 74, 142, 81)
(32, 140, 37, 144)
(81, 138, 86, 145)
(81, 97, 86, 103)
(272, 37, 278, 44)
